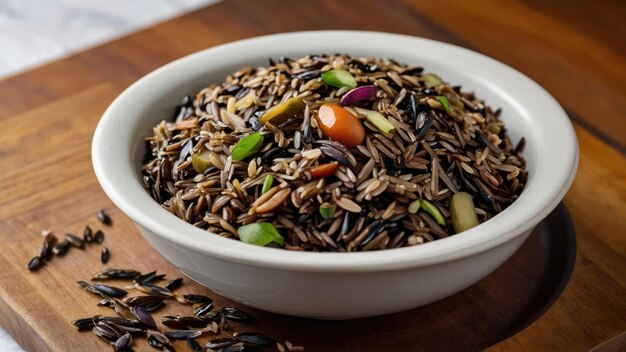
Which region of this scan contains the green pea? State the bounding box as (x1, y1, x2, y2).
(237, 222, 284, 247)
(231, 132, 264, 161)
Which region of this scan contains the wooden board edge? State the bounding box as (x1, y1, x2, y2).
(0, 295, 53, 352)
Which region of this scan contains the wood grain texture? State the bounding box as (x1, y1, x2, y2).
(0, 0, 624, 350)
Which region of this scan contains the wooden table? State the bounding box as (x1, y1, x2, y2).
(1, 0, 625, 351)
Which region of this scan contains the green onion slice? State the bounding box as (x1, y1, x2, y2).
(321, 69, 358, 89)
(450, 192, 480, 233)
(421, 73, 443, 87)
(354, 107, 395, 135)
(420, 200, 446, 226)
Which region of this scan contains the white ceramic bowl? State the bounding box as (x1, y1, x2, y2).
(92, 31, 578, 319)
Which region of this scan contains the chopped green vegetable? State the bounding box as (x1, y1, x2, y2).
(321, 69, 357, 89)
(354, 107, 396, 135)
(420, 200, 446, 226)
(319, 203, 335, 220)
(450, 192, 480, 233)
(437, 96, 455, 117)
(192, 150, 213, 174)
(421, 73, 443, 87)
(259, 97, 305, 125)
(408, 200, 421, 214)
(448, 96, 464, 110)
(261, 174, 274, 194)
(231, 132, 264, 161)
(237, 222, 284, 247)
(487, 123, 501, 135)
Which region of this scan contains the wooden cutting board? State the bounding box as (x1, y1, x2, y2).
(1, 0, 625, 351)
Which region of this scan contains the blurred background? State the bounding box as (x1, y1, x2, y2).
(0, 0, 218, 77)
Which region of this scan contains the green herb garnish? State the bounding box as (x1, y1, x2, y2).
(237, 222, 284, 247)
(231, 132, 264, 161)
(261, 174, 274, 195)
(420, 200, 446, 226)
(319, 203, 334, 220)
(437, 96, 455, 117)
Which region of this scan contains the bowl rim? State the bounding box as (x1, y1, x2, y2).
(92, 30, 579, 272)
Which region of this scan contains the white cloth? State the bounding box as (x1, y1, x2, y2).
(0, 327, 23, 352)
(0, 0, 219, 350)
(0, 0, 219, 77)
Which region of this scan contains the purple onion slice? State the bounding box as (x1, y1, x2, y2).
(340, 85, 377, 106)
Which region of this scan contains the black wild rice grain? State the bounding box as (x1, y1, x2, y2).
(164, 330, 202, 340)
(130, 306, 156, 328)
(114, 332, 132, 352)
(97, 209, 113, 226)
(134, 271, 159, 284)
(101, 247, 110, 264)
(178, 316, 209, 328)
(52, 240, 70, 256)
(71, 317, 96, 330)
(220, 307, 253, 322)
(26, 256, 43, 271)
(123, 295, 164, 307)
(233, 331, 274, 348)
(206, 337, 236, 349)
(93, 283, 128, 298)
(83, 225, 93, 243)
(65, 233, 84, 248)
(93, 267, 141, 280)
(164, 278, 183, 291)
(194, 302, 213, 316)
(39, 232, 57, 260)
(186, 337, 203, 352)
(181, 294, 212, 304)
(162, 318, 190, 330)
(94, 229, 105, 244)
(134, 282, 173, 297)
(142, 300, 165, 312)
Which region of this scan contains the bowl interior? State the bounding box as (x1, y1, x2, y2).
(94, 31, 577, 271)
(130, 47, 537, 181)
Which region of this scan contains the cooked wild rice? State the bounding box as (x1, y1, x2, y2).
(141, 54, 527, 252)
